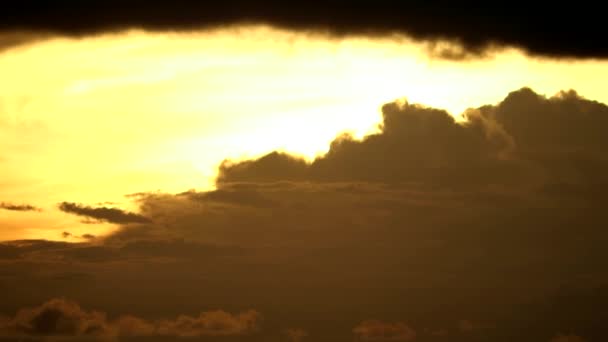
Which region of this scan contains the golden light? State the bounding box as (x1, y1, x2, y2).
(1, 25, 608, 240)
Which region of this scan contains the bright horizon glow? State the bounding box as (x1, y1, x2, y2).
(1, 25, 608, 240)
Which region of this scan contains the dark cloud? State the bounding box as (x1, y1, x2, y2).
(219, 88, 608, 190)
(0, 2, 605, 59)
(0, 298, 261, 339)
(0, 202, 40, 212)
(58, 202, 151, 224)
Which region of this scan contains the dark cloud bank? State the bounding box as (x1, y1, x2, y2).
(2, 88, 608, 341)
(0, 2, 606, 59)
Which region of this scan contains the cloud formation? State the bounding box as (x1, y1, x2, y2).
(0, 298, 260, 338)
(58, 202, 150, 224)
(219, 88, 608, 190)
(0, 3, 604, 58)
(0, 202, 40, 212)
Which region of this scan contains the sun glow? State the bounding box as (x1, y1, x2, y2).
(1, 25, 608, 240)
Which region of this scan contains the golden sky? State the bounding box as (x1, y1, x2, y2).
(1, 25, 608, 240)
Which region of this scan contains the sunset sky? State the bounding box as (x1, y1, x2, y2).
(0, 3, 607, 342)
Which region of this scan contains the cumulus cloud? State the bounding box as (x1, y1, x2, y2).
(219, 88, 608, 191)
(0, 3, 604, 58)
(353, 320, 416, 341)
(0, 298, 261, 338)
(58, 202, 150, 224)
(0, 202, 40, 212)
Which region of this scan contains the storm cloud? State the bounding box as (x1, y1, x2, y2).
(0, 2, 605, 59)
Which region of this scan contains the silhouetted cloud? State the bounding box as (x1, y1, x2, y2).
(219, 88, 608, 190)
(0, 298, 261, 338)
(58, 202, 150, 224)
(0, 3, 605, 58)
(353, 320, 416, 341)
(0, 202, 40, 212)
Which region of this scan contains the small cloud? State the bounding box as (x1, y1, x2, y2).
(61, 231, 72, 239)
(353, 320, 416, 341)
(0, 202, 41, 212)
(81, 234, 96, 240)
(58, 202, 150, 224)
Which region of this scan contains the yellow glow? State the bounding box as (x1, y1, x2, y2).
(1, 25, 608, 240)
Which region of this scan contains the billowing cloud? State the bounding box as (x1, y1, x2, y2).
(0, 202, 40, 212)
(353, 320, 416, 341)
(0, 3, 604, 58)
(58, 202, 150, 224)
(0, 298, 260, 338)
(218, 88, 608, 191)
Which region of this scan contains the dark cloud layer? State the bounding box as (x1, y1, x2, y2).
(0, 202, 40, 212)
(2, 88, 607, 341)
(0, 2, 605, 58)
(58, 202, 150, 224)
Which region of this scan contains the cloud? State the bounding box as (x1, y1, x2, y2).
(218, 88, 608, 191)
(156, 309, 261, 337)
(0, 202, 40, 212)
(353, 320, 416, 341)
(0, 3, 605, 58)
(0, 298, 111, 337)
(0, 298, 261, 338)
(58, 202, 150, 224)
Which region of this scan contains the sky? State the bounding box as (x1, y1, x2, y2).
(0, 3, 607, 342)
